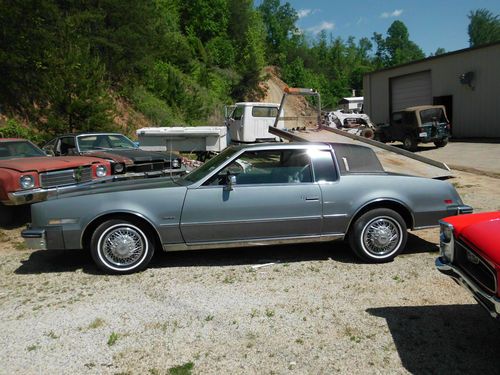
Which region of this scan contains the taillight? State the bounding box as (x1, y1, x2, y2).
(444, 199, 453, 204)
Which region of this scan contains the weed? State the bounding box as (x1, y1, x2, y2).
(84, 363, 96, 369)
(223, 274, 236, 284)
(204, 315, 214, 322)
(392, 275, 404, 283)
(45, 330, 59, 339)
(265, 308, 275, 318)
(107, 332, 119, 346)
(88, 318, 105, 329)
(295, 338, 304, 344)
(250, 308, 258, 318)
(27, 344, 40, 351)
(168, 361, 194, 375)
(14, 241, 27, 251)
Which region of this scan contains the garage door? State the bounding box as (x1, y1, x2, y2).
(391, 71, 432, 111)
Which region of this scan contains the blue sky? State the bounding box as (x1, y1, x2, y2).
(256, 0, 500, 55)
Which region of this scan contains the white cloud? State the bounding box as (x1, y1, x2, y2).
(381, 9, 403, 18)
(307, 21, 335, 35)
(298, 9, 312, 18)
(297, 8, 320, 19)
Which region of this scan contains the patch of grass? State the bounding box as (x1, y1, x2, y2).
(392, 275, 404, 283)
(295, 338, 304, 344)
(168, 361, 194, 375)
(250, 308, 258, 318)
(107, 332, 119, 346)
(223, 274, 236, 284)
(14, 241, 28, 251)
(204, 315, 214, 322)
(88, 318, 105, 329)
(265, 308, 275, 318)
(27, 344, 40, 351)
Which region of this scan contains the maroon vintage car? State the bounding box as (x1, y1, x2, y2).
(436, 211, 500, 318)
(0, 138, 111, 206)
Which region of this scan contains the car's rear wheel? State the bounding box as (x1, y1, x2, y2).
(403, 135, 418, 151)
(434, 138, 448, 148)
(349, 208, 407, 263)
(90, 219, 155, 274)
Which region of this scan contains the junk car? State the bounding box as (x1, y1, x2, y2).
(23, 142, 471, 274)
(436, 211, 500, 319)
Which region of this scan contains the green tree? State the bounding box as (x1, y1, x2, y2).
(372, 21, 425, 67)
(258, 0, 298, 64)
(468, 9, 500, 47)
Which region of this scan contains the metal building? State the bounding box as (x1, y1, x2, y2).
(363, 42, 500, 138)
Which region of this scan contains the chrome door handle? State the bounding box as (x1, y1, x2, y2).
(305, 196, 320, 201)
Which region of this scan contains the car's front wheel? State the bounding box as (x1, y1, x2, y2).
(349, 208, 407, 263)
(90, 219, 155, 274)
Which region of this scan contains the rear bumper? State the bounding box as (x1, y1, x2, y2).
(454, 204, 473, 215)
(436, 256, 500, 319)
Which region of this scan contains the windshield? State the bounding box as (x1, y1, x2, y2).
(0, 141, 46, 159)
(182, 147, 239, 183)
(419, 108, 447, 124)
(77, 134, 136, 151)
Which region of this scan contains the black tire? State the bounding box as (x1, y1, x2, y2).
(434, 138, 448, 148)
(373, 132, 385, 143)
(90, 219, 155, 274)
(349, 208, 407, 263)
(402, 135, 418, 151)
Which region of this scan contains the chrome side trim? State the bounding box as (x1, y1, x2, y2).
(163, 233, 344, 252)
(436, 257, 500, 319)
(413, 224, 439, 230)
(323, 214, 348, 218)
(181, 215, 322, 226)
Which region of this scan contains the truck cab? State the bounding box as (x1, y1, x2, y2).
(226, 102, 285, 143)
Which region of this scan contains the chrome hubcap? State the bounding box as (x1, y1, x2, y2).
(101, 226, 145, 267)
(362, 217, 401, 256)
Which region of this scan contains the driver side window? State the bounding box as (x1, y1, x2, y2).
(205, 149, 313, 186)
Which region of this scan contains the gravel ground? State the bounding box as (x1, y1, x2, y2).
(1, 170, 500, 375)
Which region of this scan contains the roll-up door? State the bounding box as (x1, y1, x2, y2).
(391, 71, 432, 111)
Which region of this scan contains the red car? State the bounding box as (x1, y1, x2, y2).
(436, 211, 500, 319)
(0, 138, 111, 206)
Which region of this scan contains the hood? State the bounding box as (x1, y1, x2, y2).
(85, 149, 179, 163)
(50, 175, 183, 200)
(444, 212, 500, 264)
(0, 156, 103, 173)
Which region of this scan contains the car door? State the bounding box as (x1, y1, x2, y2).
(180, 148, 323, 244)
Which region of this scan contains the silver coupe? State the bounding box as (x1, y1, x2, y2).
(22, 142, 472, 274)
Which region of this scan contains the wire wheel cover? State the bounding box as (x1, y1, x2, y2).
(101, 226, 145, 267)
(362, 216, 402, 256)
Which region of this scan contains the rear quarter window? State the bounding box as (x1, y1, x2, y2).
(332, 144, 384, 174)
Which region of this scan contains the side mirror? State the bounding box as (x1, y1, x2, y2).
(224, 174, 236, 191)
(133, 141, 140, 148)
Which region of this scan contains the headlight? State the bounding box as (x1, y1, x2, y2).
(171, 159, 181, 169)
(439, 221, 454, 261)
(112, 163, 125, 174)
(96, 165, 108, 177)
(20, 175, 35, 189)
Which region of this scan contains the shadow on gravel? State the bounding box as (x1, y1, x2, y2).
(401, 232, 438, 255)
(14, 233, 438, 274)
(367, 304, 500, 374)
(15, 242, 359, 274)
(15, 249, 100, 275)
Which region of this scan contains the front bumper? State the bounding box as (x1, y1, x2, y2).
(436, 256, 500, 319)
(4, 178, 113, 206)
(21, 228, 47, 250)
